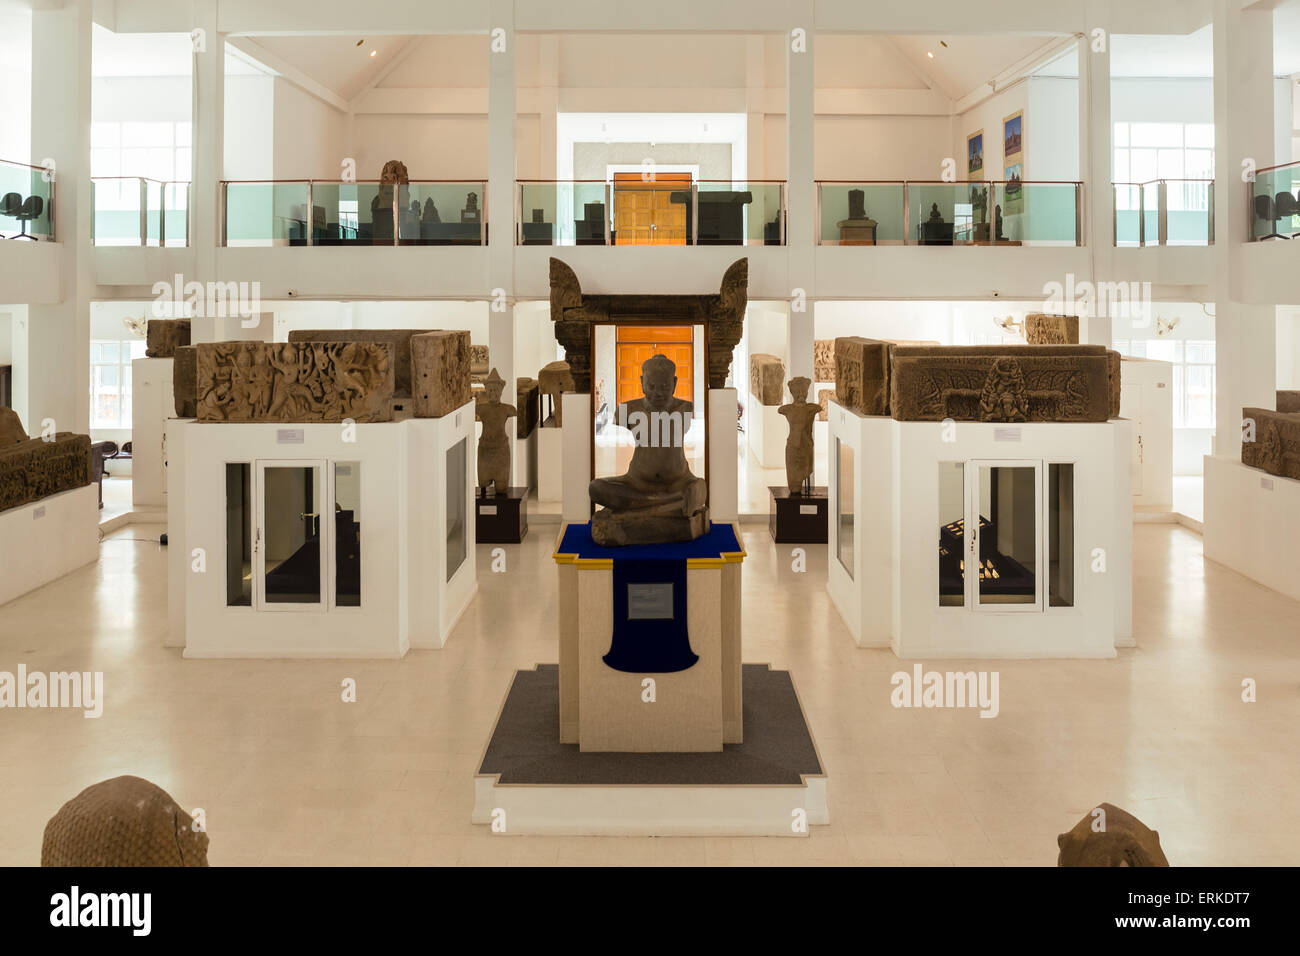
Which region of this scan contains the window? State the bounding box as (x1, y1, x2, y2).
(1113, 338, 1216, 428)
(1113, 122, 1214, 211)
(91, 120, 191, 207)
(90, 338, 146, 428)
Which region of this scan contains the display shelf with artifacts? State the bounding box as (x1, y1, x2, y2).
(472, 265, 826, 836)
(827, 396, 1133, 659)
(166, 335, 477, 658)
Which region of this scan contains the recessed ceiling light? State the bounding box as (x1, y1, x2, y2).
(927, 51, 934, 58)
(369, 50, 377, 57)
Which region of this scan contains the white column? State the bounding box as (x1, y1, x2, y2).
(785, 5, 815, 382)
(26, 0, 93, 435)
(191, 0, 223, 305)
(487, 0, 517, 485)
(1078, 14, 1113, 346)
(1212, 0, 1277, 458)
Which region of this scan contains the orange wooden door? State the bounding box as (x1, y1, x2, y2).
(612, 172, 689, 245)
(615, 325, 694, 405)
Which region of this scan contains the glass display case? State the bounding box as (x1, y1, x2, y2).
(836, 438, 854, 578)
(446, 439, 467, 582)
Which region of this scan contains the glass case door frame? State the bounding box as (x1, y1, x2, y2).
(964, 458, 1044, 614)
(252, 458, 329, 613)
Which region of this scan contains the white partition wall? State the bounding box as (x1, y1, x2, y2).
(131, 357, 174, 508)
(708, 388, 738, 523)
(828, 400, 1132, 659)
(0, 485, 99, 607)
(1204, 455, 1300, 604)
(1120, 358, 1174, 510)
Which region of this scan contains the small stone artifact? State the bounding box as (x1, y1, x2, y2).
(422, 197, 441, 223)
(194, 341, 394, 423)
(462, 191, 481, 223)
(928, 202, 944, 223)
(532, 208, 544, 224)
(994, 203, 1005, 241)
(589, 354, 709, 546)
(476, 368, 517, 494)
(410, 330, 471, 418)
(1277, 390, 1300, 414)
(41, 775, 209, 867)
(516, 376, 540, 438)
(145, 319, 191, 358)
(538, 360, 575, 426)
(749, 353, 785, 406)
(1057, 803, 1169, 867)
(1025, 313, 1080, 345)
(779, 377, 820, 493)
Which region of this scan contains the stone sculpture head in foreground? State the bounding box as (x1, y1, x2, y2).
(1057, 802, 1169, 867)
(589, 354, 709, 546)
(42, 775, 209, 867)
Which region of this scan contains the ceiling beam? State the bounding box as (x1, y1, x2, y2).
(348, 35, 422, 106)
(227, 36, 350, 112)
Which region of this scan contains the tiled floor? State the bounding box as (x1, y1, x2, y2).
(0, 522, 1296, 866)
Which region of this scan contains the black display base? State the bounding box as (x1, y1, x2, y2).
(476, 487, 528, 543)
(769, 486, 829, 543)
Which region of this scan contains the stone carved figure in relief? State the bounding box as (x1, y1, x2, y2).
(779, 377, 820, 494)
(476, 368, 517, 494)
(977, 358, 1031, 422)
(1057, 803, 1169, 867)
(588, 354, 709, 546)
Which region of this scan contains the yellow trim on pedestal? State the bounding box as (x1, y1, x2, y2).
(552, 523, 746, 568)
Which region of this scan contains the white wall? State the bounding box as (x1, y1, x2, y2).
(1278, 305, 1300, 388)
(224, 73, 274, 180)
(93, 75, 191, 124)
(272, 78, 347, 180)
(0, 310, 12, 366)
(351, 115, 489, 182)
(1111, 77, 1214, 125)
(817, 114, 950, 181)
(0, 5, 32, 164)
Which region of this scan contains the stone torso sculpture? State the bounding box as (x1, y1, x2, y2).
(589, 354, 709, 546)
(476, 368, 516, 493)
(779, 376, 820, 493)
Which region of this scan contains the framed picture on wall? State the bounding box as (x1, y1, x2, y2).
(1002, 110, 1024, 215)
(966, 130, 984, 179)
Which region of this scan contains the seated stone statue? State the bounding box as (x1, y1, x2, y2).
(589, 354, 710, 546)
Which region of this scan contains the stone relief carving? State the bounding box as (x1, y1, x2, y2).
(1242, 407, 1300, 481)
(145, 319, 191, 358)
(0, 407, 92, 513)
(1024, 313, 1080, 345)
(813, 339, 836, 383)
(287, 330, 432, 399)
(173, 346, 197, 418)
(410, 330, 471, 418)
(194, 342, 394, 423)
(749, 353, 786, 406)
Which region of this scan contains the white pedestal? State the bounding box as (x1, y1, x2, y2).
(172, 409, 477, 658)
(827, 401, 1132, 659)
(747, 393, 785, 468)
(538, 426, 564, 503)
(708, 388, 738, 523)
(1204, 454, 1300, 603)
(131, 357, 174, 509)
(0, 485, 99, 607)
(1120, 358, 1174, 510)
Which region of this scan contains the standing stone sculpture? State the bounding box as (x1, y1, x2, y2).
(589, 354, 709, 546)
(41, 775, 209, 867)
(476, 369, 516, 494)
(145, 319, 191, 358)
(538, 360, 574, 426)
(1057, 803, 1170, 867)
(779, 377, 820, 494)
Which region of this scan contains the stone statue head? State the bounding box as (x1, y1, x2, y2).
(788, 376, 812, 403)
(640, 354, 678, 411)
(483, 367, 506, 403)
(1057, 803, 1169, 867)
(380, 160, 409, 184)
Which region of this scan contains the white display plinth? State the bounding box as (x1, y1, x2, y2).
(538, 425, 564, 503)
(1204, 454, 1300, 603)
(131, 357, 174, 509)
(747, 393, 785, 468)
(170, 407, 477, 658)
(826, 400, 1132, 659)
(1120, 358, 1174, 510)
(0, 485, 99, 607)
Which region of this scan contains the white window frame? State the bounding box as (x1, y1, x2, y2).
(89, 338, 145, 429)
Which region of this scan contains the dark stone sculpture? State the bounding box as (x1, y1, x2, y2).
(779, 377, 819, 493)
(42, 775, 209, 867)
(516, 376, 540, 438)
(538, 360, 574, 426)
(0, 407, 92, 513)
(194, 341, 394, 423)
(462, 191, 481, 223)
(994, 203, 1005, 241)
(588, 354, 709, 546)
(1025, 313, 1080, 345)
(1057, 803, 1169, 867)
(287, 329, 433, 399)
(410, 330, 471, 418)
(749, 353, 786, 406)
(549, 257, 747, 393)
(173, 346, 197, 417)
(833, 336, 893, 417)
(422, 198, 441, 223)
(145, 319, 191, 358)
(1242, 407, 1300, 480)
(1276, 390, 1300, 414)
(476, 369, 516, 493)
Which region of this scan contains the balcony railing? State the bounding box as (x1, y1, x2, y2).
(92, 177, 190, 247)
(1249, 161, 1300, 241)
(221, 180, 488, 246)
(517, 179, 785, 246)
(818, 180, 1082, 246)
(1, 158, 54, 240)
(1112, 179, 1214, 247)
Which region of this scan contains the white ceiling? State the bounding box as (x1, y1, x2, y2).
(92, 23, 265, 77)
(889, 34, 1065, 100)
(249, 34, 411, 100)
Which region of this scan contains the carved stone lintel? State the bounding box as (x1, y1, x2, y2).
(1024, 313, 1080, 345)
(1242, 407, 1300, 480)
(145, 319, 191, 358)
(287, 329, 432, 399)
(0, 427, 91, 513)
(749, 354, 785, 406)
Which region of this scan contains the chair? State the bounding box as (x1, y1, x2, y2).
(1275, 191, 1299, 238)
(1254, 193, 1289, 240)
(3, 192, 42, 240)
